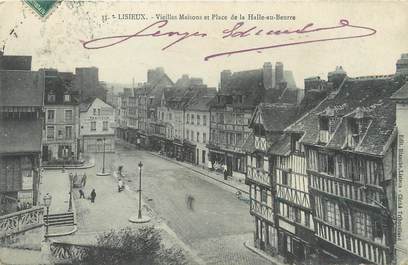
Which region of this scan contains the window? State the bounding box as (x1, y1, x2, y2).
(47, 92, 55, 103)
(161, 112, 164, 120)
(169, 113, 172, 120)
(187, 114, 190, 124)
(58, 130, 63, 139)
(197, 115, 201, 125)
(91, 121, 96, 131)
(203, 133, 207, 143)
(191, 114, 195, 125)
(186, 129, 189, 140)
(64, 94, 71, 102)
(47, 110, 55, 121)
(103, 121, 108, 131)
(325, 200, 341, 226)
(203, 115, 207, 126)
(93, 108, 97, 115)
(65, 110, 73, 122)
(305, 212, 310, 227)
(65, 126, 72, 139)
(47, 126, 54, 140)
(98, 109, 101, 115)
(191, 130, 194, 141)
(197, 132, 200, 143)
(261, 189, 267, 203)
(354, 211, 372, 239)
(281, 170, 288, 185)
(328, 155, 335, 175)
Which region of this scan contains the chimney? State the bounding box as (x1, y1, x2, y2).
(263, 62, 273, 90)
(220, 70, 232, 91)
(275, 62, 284, 87)
(328, 66, 347, 90)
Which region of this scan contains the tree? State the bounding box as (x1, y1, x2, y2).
(80, 226, 187, 265)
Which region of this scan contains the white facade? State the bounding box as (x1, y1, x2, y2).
(185, 109, 210, 166)
(80, 98, 115, 152)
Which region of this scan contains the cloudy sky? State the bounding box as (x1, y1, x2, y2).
(1, 1, 407, 89)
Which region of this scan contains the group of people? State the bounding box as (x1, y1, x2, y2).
(78, 188, 96, 203)
(208, 161, 229, 180)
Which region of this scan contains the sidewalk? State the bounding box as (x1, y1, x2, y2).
(39, 170, 70, 214)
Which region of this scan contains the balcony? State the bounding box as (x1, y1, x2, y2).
(254, 136, 267, 151)
(315, 219, 389, 265)
(250, 199, 274, 221)
(309, 171, 384, 209)
(276, 184, 310, 209)
(246, 166, 270, 186)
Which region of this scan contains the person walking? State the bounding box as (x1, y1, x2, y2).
(118, 178, 124, 192)
(90, 189, 96, 203)
(223, 165, 228, 180)
(82, 173, 87, 187)
(79, 189, 85, 199)
(186, 194, 195, 210)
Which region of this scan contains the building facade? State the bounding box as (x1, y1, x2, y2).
(286, 73, 402, 265)
(184, 95, 214, 166)
(42, 69, 80, 162)
(0, 67, 44, 211)
(80, 97, 115, 153)
(209, 62, 298, 181)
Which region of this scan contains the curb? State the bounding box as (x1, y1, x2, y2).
(243, 241, 283, 265)
(46, 225, 78, 238)
(148, 152, 249, 194)
(42, 161, 95, 170)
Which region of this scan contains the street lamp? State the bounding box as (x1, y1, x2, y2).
(43, 193, 52, 238)
(68, 173, 73, 212)
(129, 161, 150, 223)
(96, 138, 110, 176)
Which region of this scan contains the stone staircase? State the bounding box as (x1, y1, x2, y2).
(44, 212, 75, 227)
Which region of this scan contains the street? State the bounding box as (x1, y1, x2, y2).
(89, 141, 271, 265)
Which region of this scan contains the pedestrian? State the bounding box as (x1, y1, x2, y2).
(82, 173, 87, 187)
(186, 194, 195, 210)
(223, 165, 228, 180)
(118, 178, 124, 192)
(90, 189, 96, 203)
(79, 189, 85, 199)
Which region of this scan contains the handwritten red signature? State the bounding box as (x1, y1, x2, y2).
(81, 19, 376, 61)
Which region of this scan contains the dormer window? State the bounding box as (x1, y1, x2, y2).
(47, 91, 55, 103)
(64, 93, 71, 102)
(348, 118, 360, 148)
(291, 134, 304, 154)
(319, 116, 329, 143)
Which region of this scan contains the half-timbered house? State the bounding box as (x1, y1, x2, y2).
(286, 75, 402, 265)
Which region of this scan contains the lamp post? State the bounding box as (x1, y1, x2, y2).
(137, 161, 142, 219)
(96, 138, 109, 176)
(68, 173, 73, 212)
(129, 161, 150, 223)
(43, 193, 52, 238)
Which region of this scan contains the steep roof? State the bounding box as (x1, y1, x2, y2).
(391, 81, 408, 100)
(221, 69, 264, 93)
(286, 76, 403, 156)
(0, 70, 44, 107)
(186, 95, 215, 111)
(0, 55, 32, 71)
(251, 103, 299, 132)
(0, 120, 42, 154)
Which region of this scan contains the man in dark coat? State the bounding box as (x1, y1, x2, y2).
(90, 189, 96, 203)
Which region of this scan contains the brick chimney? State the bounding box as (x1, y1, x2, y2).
(263, 62, 273, 90)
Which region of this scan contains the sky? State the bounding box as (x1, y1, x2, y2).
(0, 1, 407, 90)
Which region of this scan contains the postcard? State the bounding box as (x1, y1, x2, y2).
(0, 1, 408, 265)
